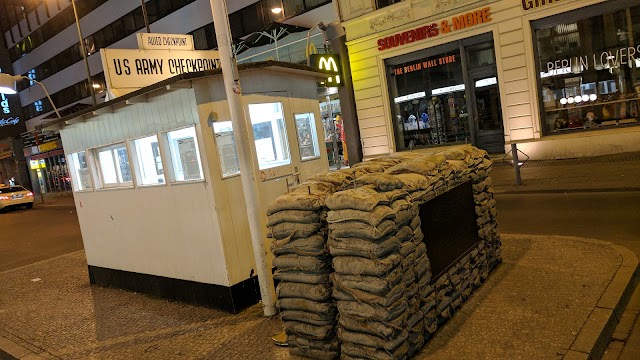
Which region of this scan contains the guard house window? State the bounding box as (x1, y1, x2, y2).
(165, 127, 204, 182)
(295, 113, 320, 160)
(387, 47, 470, 151)
(94, 143, 133, 188)
(248, 102, 291, 169)
(68, 151, 93, 191)
(534, 2, 640, 135)
(132, 135, 165, 186)
(213, 121, 240, 178)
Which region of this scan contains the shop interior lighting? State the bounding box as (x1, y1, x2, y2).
(581, 95, 589, 102)
(394, 91, 426, 103)
(574, 96, 582, 103)
(271, 7, 282, 14)
(431, 84, 465, 96)
(92, 83, 101, 89)
(560, 98, 567, 105)
(567, 97, 575, 104)
(589, 94, 597, 101)
(475, 77, 497, 88)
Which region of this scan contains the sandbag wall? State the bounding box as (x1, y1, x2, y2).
(267, 145, 501, 359)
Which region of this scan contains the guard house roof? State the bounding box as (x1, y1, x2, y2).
(37, 60, 328, 132)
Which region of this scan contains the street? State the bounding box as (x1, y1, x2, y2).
(0, 198, 82, 272)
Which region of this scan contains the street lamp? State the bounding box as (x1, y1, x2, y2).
(0, 73, 61, 119)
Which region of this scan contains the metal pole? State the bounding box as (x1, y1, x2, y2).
(511, 143, 521, 185)
(71, 0, 97, 106)
(209, 0, 277, 317)
(140, 0, 151, 33)
(327, 94, 340, 170)
(30, 79, 61, 118)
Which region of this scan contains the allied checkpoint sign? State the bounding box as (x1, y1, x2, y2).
(100, 48, 220, 98)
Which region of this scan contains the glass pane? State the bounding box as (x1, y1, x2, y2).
(166, 127, 204, 182)
(213, 121, 240, 178)
(98, 149, 118, 184)
(133, 135, 165, 185)
(68, 151, 92, 191)
(248, 102, 291, 170)
(114, 147, 132, 183)
(295, 113, 320, 160)
(388, 47, 469, 151)
(535, 5, 640, 135)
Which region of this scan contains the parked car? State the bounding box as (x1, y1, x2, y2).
(0, 185, 34, 211)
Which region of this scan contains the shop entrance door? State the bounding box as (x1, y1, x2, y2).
(469, 69, 505, 154)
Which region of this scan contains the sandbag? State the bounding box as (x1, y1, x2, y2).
(308, 171, 354, 188)
(394, 173, 430, 191)
(289, 347, 338, 360)
(333, 279, 405, 307)
(328, 235, 401, 259)
(354, 173, 404, 191)
(277, 298, 336, 314)
(288, 335, 340, 351)
(415, 242, 427, 259)
(339, 312, 407, 339)
(267, 209, 322, 227)
(283, 320, 335, 340)
(267, 192, 325, 215)
(270, 221, 323, 240)
(327, 205, 396, 226)
(341, 339, 409, 360)
(413, 227, 424, 243)
(291, 180, 336, 195)
(350, 163, 386, 174)
(399, 241, 416, 258)
(273, 270, 329, 285)
(385, 158, 439, 177)
(276, 282, 331, 301)
(333, 253, 401, 276)
(338, 328, 409, 352)
(281, 310, 336, 326)
(397, 226, 414, 242)
(415, 254, 431, 278)
(409, 215, 421, 230)
(337, 297, 407, 322)
(271, 234, 327, 257)
(384, 189, 410, 202)
(330, 219, 397, 240)
(332, 267, 403, 295)
(272, 254, 330, 273)
(325, 186, 389, 212)
(401, 252, 416, 273)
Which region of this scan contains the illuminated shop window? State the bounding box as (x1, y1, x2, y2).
(294, 113, 320, 160)
(534, 2, 640, 134)
(94, 143, 133, 188)
(132, 135, 165, 186)
(248, 102, 291, 170)
(165, 127, 204, 182)
(68, 151, 93, 191)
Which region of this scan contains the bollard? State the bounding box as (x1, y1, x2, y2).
(511, 143, 522, 185)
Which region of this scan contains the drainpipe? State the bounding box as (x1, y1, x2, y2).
(209, 0, 277, 317)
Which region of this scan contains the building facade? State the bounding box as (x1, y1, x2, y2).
(339, 0, 640, 159)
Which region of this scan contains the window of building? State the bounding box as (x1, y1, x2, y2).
(132, 135, 165, 186)
(213, 121, 240, 178)
(94, 143, 133, 188)
(164, 127, 204, 182)
(387, 45, 469, 151)
(248, 102, 291, 169)
(68, 151, 93, 191)
(294, 113, 320, 160)
(534, 1, 640, 135)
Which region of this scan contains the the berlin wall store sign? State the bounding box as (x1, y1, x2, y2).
(377, 7, 492, 51)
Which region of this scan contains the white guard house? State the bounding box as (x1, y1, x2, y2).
(44, 61, 329, 312)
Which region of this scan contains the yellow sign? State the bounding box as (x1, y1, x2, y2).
(38, 141, 59, 152)
(310, 54, 342, 86)
(30, 160, 41, 169)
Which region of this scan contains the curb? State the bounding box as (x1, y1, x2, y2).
(494, 187, 640, 195)
(564, 242, 640, 360)
(0, 335, 45, 360)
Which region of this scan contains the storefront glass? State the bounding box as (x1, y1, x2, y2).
(534, 2, 640, 135)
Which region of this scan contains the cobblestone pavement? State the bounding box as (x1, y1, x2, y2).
(0, 234, 629, 359)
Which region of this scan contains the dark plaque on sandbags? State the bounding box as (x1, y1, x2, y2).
(419, 180, 478, 279)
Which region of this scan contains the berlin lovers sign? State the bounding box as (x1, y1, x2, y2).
(100, 48, 220, 97)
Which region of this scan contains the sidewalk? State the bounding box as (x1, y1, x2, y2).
(0, 234, 636, 359)
(490, 152, 640, 194)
